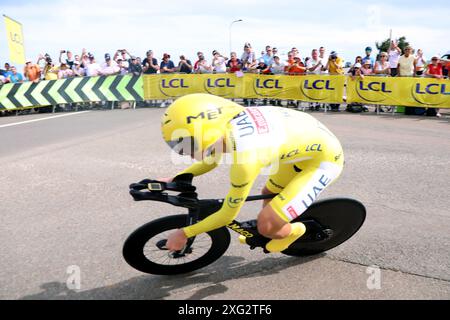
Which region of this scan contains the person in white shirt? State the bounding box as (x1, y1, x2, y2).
(85, 54, 102, 77)
(306, 49, 323, 75)
(271, 56, 285, 74)
(388, 40, 401, 76)
(211, 50, 228, 73)
(101, 53, 120, 75)
(415, 49, 427, 76)
(318, 46, 329, 74)
(397, 46, 416, 77)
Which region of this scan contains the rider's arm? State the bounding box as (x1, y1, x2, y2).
(182, 161, 263, 238)
(176, 153, 223, 177)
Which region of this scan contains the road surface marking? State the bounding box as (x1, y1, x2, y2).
(0, 111, 91, 129)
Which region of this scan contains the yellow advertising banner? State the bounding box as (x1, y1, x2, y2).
(3, 15, 26, 65)
(347, 76, 450, 108)
(143, 74, 346, 103)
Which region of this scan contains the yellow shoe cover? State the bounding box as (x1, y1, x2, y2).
(265, 222, 306, 253)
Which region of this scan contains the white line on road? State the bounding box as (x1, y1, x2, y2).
(0, 111, 91, 129)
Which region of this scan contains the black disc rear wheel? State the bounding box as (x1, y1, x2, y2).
(282, 198, 366, 256)
(123, 214, 231, 275)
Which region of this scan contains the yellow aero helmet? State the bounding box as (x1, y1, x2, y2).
(161, 93, 244, 155)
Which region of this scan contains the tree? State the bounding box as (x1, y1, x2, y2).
(376, 36, 410, 54)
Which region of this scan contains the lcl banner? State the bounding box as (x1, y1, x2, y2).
(143, 74, 346, 103)
(346, 76, 450, 107)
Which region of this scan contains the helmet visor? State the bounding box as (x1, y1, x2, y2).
(167, 136, 199, 156)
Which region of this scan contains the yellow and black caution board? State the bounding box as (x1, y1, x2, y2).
(0, 75, 143, 110)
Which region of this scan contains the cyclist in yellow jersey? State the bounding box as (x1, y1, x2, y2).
(162, 93, 344, 253)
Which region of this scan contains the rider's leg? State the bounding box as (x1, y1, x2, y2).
(258, 162, 343, 252)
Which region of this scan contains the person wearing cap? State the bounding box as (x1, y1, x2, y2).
(143, 50, 159, 74)
(24, 59, 41, 83)
(194, 52, 212, 74)
(374, 52, 390, 76)
(211, 50, 228, 73)
(114, 49, 130, 69)
(85, 54, 102, 77)
(362, 46, 375, 69)
(160, 53, 175, 74)
(360, 60, 373, 75)
(101, 53, 120, 76)
(397, 46, 416, 77)
(325, 51, 344, 75)
(72, 60, 86, 77)
(128, 56, 143, 76)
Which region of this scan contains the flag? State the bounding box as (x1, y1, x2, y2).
(4, 15, 26, 64)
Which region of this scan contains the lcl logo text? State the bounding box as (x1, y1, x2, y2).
(255, 79, 283, 89)
(161, 79, 189, 88)
(359, 81, 392, 93)
(10, 32, 23, 45)
(206, 78, 235, 88)
(303, 80, 335, 91)
(415, 83, 450, 95)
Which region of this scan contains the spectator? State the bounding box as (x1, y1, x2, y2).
(226, 52, 242, 73)
(374, 52, 390, 76)
(211, 50, 228, 73)
(287, 56, 306, 75)
(101, 53, 120, 76)
(325, 51, 343, 111)
(397, 46, 416, 77)
(348, 56, 363, 74)
(2, 63, 13, 81)
(7, 66, 24, 83)
(284, 51, 295, 73)
(58, 63, 74, 79)
(306, 49, 323, 75)
(271, 55, 285, 74)
(261, 45, 274, 66)
(425, 55, 444, 118)
(114, 49, 130, 69)
(72, 61, 86, 77)
(117, 59, 128, 75)
(388, 40, 402, 76)
(325, 51, 344, 75)
(241, 42, 256, 71)
(129, 56, 143, 76)
(291, 47, 300, 58)
(142, 50, 159, 74)
(85, 53, 102, 77)
(59, 50, 75, 69)
(160, 53, 175, 74)
(318, 46, 328, 74)
(38, 54, 59, 80)
(415, 49, 427, 76)
(80, 49, 90, 69)
(194, 52, 212, 74)
(362, 46, 375, 68)
(348, 62, 364, 80)
(272, 47, 278, 57)
(256, 59, 271, 74)
(360, 60, 373, 75)
(23, 60, 41, 82)
(178, 55, 193, 74)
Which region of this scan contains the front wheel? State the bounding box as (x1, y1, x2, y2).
(123, 214, 231, 275)
(282, 198, 366, 257)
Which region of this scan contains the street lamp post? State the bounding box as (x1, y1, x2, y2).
(229, 19, 243, 55)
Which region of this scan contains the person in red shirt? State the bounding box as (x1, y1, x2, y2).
(287, 56, 306, 75)
(226, 52, 242, 73)
(425, 55, 443, 78)
(425, 55, 444, 117)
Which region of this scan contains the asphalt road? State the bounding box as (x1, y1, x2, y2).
(0, 107, 449, 300)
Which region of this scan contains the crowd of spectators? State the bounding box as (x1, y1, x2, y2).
(0, 42, 449, 116)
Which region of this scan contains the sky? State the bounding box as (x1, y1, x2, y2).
(1, 0, 449, 70)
